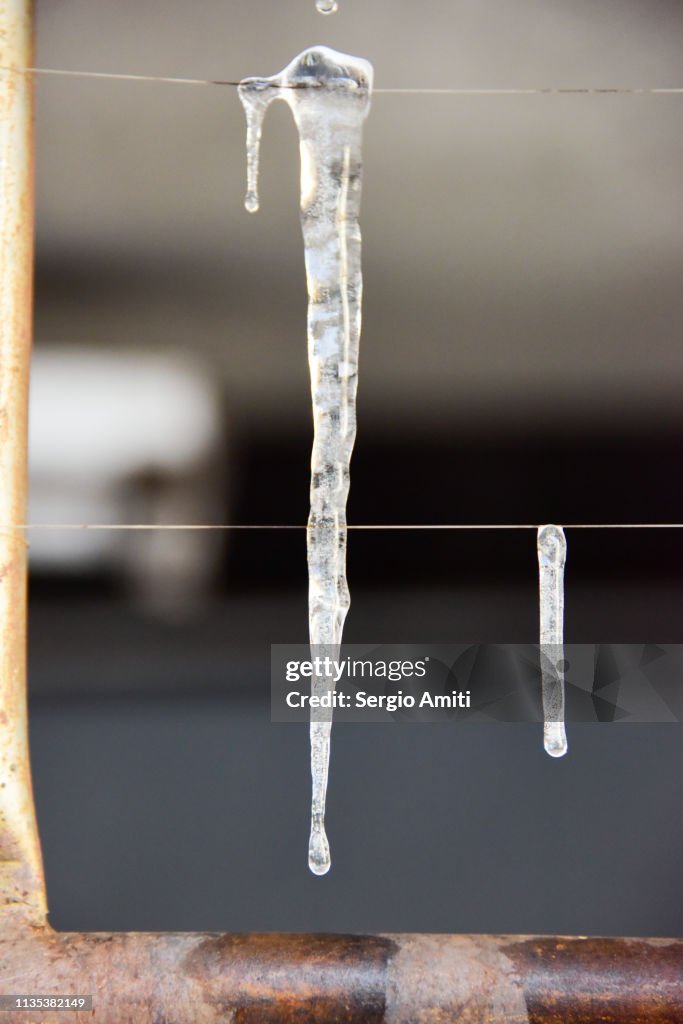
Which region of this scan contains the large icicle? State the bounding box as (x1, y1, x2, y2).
(239, 47, 373, 874)
(537, 525, 568, 758)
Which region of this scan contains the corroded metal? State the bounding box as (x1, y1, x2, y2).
(507, 936, 683, 1023)
(0, 931, 680, 1022)
(0, 0, 46, 929)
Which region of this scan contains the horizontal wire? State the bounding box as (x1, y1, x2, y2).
(377, 87, 683, 95)
(3, 524, 683, 531)
(1, 65, 682, 94)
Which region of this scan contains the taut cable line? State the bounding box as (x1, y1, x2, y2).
(3, 523, 683, 531)
(1, 64, 683, 94)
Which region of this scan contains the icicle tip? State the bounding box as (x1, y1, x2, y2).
(544, 721, 568, 758)
(308, 826, 331, 875)
(244, 190, 259, 213)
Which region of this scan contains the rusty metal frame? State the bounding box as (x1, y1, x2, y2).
(0, 2, 681, 1020)
(0, 0, 46, 932)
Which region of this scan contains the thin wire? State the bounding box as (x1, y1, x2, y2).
(4, 523, 683, 531)
(1, 65, 682, 94)
(377, 86, 683, 95)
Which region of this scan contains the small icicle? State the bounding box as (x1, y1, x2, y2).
(537, 524, 568, 758)
(239, 48, 373, 875)
(316, 0, 339, 12)
(237, 79, 280, 213)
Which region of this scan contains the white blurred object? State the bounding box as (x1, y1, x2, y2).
(28, 347, 226, 616)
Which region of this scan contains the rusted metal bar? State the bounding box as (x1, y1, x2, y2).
(0, 0, 46, 930)
(0, 931, 680, 1022)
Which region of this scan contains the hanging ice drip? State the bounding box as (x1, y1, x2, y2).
(537, 525, 568, 757)
(239, 47, 373, 874)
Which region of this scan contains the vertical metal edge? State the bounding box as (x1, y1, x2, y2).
(0, 0, 48, 930)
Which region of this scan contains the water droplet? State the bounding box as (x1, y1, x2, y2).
(544, 721, 568, 758)
(309, 821, 331, 875)
(316, 0, 338, 13)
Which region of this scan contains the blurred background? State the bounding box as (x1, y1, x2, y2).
(26, 0, 683, 935)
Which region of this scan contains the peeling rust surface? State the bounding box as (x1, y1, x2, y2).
(505, 936, 683, 1023)
(185, 933, 394, 1022)
(384, 934, 530, 1024)
(0, 931, 680, 1023)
